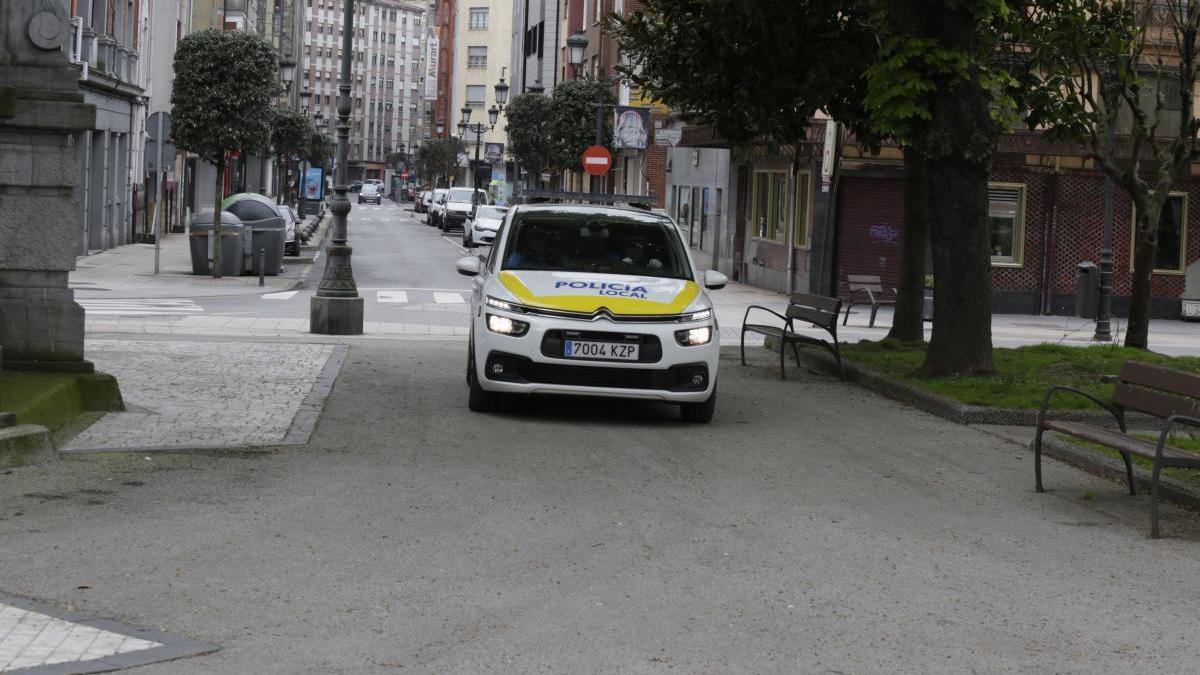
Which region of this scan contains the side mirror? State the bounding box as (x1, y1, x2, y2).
(455, 256, 482, 277)
(704, 270, 728, 290)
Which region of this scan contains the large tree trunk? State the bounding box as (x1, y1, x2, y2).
(213, 161, 224, 279)
(1126, 208, 1160, 350)
(919, 80, 995, 376)
(887, 148, 928, 342)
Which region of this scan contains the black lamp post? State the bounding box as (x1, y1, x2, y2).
(310, 0, 363, 335)
(566, 32, 588, 80)
(456, 76, 510, 210)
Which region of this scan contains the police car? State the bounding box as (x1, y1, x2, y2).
(455, 204, 727, 422)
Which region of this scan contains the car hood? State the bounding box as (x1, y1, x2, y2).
(496, 270, 700, 316)
(472, 218, 503, 231)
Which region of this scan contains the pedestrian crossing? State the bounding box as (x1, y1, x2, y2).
(80, 298, 204, 316)
(374, 289, 468, 305)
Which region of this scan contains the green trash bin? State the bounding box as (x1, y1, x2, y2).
(189, 211, 245, 277)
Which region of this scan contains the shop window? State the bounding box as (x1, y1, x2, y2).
(751, 172, 772, 239)
(988, 183, 1025, 266)
(676, 186, 691, 225)
(793, 172, 811, 248)
(1133, 192, 1187, 273)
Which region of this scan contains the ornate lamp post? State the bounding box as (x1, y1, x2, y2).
(310, 0, 363, 335)
(566, 32, 588, 80)
(455, 75, 510, 208)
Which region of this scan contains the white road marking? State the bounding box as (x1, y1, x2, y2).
(262, 291, 298, 300)
(377, 291, 409, 303)
(80, 299, 203, 316)
(441, 236, 469, 254)
(433, 292, 466, 304)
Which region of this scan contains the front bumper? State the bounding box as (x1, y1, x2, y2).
(444, 211, 470, 229)
(472, 308, 718, 403)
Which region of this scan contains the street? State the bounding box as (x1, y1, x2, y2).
(2, 201, 1199, 673)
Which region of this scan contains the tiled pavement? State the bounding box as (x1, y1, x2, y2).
(62, 340, 344, 453)
(0, 593, 215, 673)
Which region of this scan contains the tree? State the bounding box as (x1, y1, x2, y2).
(616, 0, 1022, 375)
(270, 108, 311, 204)
(1023, 0, 1200, 349)
(416, 137, 465, 187)
(503, 92, 555, 182)
(307, 132, 335, 168)
(172, 29, 277, 278)
(549, 79, 616, 174)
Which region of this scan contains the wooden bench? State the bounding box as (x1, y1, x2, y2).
(740, 292, 844, 380)
(1034, 361, 1200, 538)
(842, 274, 896, 328)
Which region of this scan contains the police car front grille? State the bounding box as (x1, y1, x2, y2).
(484, 352, 708, 391)
(520, 305, 682, 323)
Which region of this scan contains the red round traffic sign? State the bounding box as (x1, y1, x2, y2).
(582, 145, 613, 177)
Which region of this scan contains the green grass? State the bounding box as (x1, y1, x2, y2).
(0, 371, 123, 431)
(840, 341, 1200, 410)
(1069, 434, 1200, 491)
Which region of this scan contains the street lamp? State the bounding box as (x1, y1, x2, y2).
(299, 87, 311, 116)
(279, 56, 296, 94)
(310, 0, 363, 335)
(567, 32, 588, 79)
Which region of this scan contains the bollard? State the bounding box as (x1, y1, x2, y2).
(258, 247, 265, 287)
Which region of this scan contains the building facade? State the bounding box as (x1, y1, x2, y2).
(64, 0, 148, 254)
(449, 0, 510, 194)
(301, 0, 428, 181)
(510, 0, 560, 95)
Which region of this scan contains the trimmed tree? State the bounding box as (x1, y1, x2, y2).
(549, 79, 616, 175)
(171, 29, 278, 278)
(417, 137, 465, 187)
(270, 108, 312, 205)
(503, 92, 555, 185)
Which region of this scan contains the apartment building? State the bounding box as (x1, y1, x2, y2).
(510, 0, 561, 95)
(449, 0, 511, 194)
(64, 0, 150, 253)
(301, 0, 428, 181)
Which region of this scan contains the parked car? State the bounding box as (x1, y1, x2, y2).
(439, 187, 492, 233)
(427, 189, 449, 226)
(414, 190, 429, 214)
(456, 204, 726, 422)
(358, 182, 383, 204)
(281, 204, 301, 256)
(462, 205, 508, 248)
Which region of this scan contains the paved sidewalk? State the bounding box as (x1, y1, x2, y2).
(70, 228, 317, 300)
(62, 339, 344, 453)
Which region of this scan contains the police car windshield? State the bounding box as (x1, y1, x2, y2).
(502, 211, 691, 280)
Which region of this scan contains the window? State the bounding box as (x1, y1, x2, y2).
(594, 0, 603, 22)
(751, 171, 787, 242)
(467, 46, 487, 69)
(793, 172, 811, 247)
(1133, 192, 1188, 273)
(988, 183, 1025, 266)
(469, 7, 488, 29)
(466, 84, 486, 107)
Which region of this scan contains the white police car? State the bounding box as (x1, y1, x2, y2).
(455, 204, 726, 422)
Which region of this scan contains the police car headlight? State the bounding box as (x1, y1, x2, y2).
(675, 326, 712, 346)
(487, 313, 529, 336)
(678, 309, 712, 323)
(485, 296, 523, 313)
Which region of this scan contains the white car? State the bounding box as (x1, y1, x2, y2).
(440, 187, 492, 233)
(427, 188, 448, 226)
(456, 204, 726, 423)
(462, 205, 508, 248)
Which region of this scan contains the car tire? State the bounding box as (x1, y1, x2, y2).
(680, 385, 716, 423)
(467, 339, 499, 412)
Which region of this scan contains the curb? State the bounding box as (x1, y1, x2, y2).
(0, 425, 53, 468)
(787, 345, 1200, 511)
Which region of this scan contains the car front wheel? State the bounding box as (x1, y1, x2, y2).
(680, 385, 716, 423)
(467, 340, 499, 412)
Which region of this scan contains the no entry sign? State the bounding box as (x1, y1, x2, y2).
(581, 145, 613, 177)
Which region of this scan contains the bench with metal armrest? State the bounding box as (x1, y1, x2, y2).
(740, 292, 844, 380)
(1034, 360, 1200, 538)
(843, 274, 897, 328)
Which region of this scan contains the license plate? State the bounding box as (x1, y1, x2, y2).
(563, 340, 639, 361)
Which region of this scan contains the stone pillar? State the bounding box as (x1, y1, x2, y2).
(0, 1, 98, 372)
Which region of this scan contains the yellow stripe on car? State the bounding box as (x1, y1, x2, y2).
(499, 271, 700, 316)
